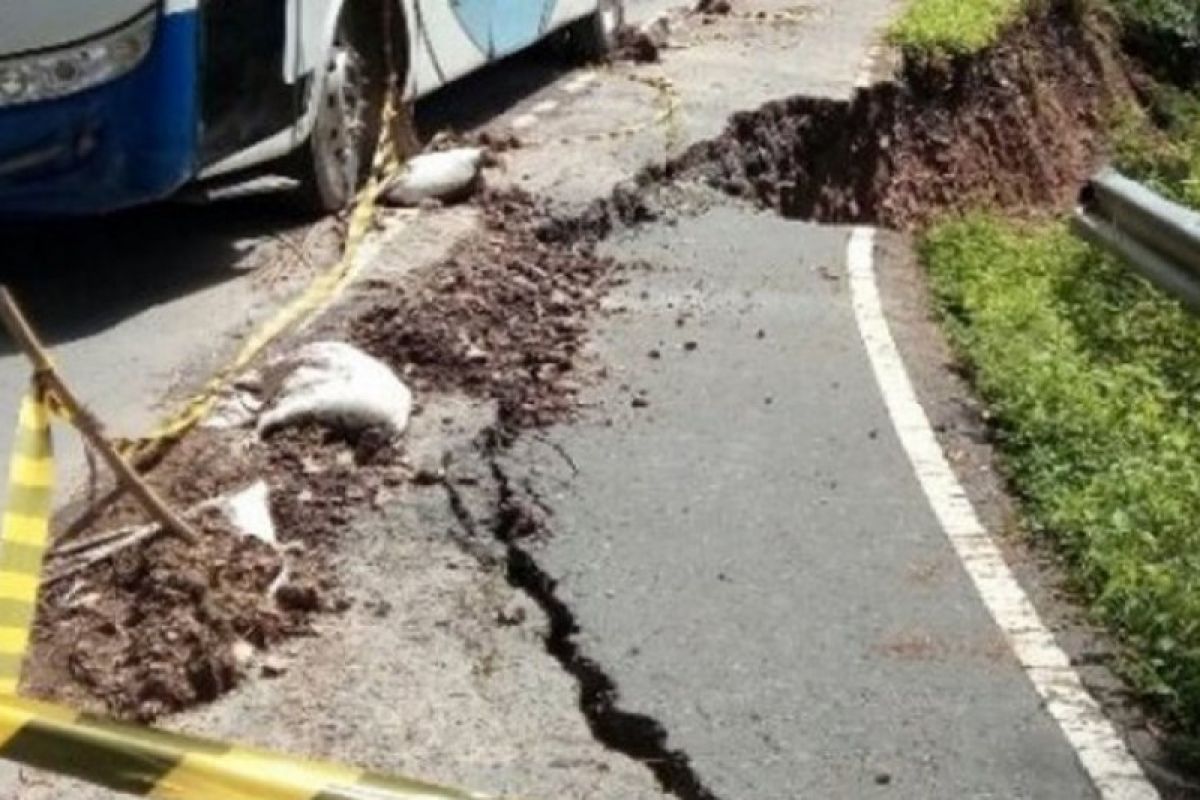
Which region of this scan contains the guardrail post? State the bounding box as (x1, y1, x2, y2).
(1073, 168, 1200, 312)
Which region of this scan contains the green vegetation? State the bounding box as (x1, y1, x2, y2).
(1112, 0, 1200, 80)
(1111, 85, 1200, 209)
(922, 86, 1199, 730)
(896, 0, 1200, 733)
(888, 0, 1027, 56)
(923, 217, 1200, 731)
(889, 0, 1197, 65)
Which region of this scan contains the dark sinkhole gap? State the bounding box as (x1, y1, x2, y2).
(439, 429, 723, 800)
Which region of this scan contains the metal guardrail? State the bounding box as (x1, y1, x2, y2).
(1073, 168, 1200, 312)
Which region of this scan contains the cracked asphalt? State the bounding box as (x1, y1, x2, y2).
(0, 0, 1154, 798)
(502, 208, 1098, 799)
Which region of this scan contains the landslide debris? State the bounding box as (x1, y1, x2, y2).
(27, 427, 368, 720)
(663, 3, 1133, 229)
(352, 190, 626, 429)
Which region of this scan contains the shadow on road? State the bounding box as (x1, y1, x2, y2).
(0, 46, 570, 354)
(0, 196, 315, 352)
(416, 46, 570, 136)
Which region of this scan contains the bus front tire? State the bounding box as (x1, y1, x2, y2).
(291, 5, 385, 214)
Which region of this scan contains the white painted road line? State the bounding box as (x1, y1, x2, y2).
(846, 228, 1159, 800)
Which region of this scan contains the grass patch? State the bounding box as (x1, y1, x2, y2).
(888, 0, 1197, 67)
(898, 0, 1200, 734)
(888, 0, 1027, 56)
(923, 216, 1200, 732)
(1111, 84, 1200, 208)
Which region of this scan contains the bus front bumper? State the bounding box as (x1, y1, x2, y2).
(0, 10, 199, 218)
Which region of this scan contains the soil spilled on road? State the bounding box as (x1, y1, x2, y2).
(352, 190, 629, 430)
(26, 427, 376, 720)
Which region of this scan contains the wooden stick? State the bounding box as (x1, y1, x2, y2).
(0, 286, 199, 544)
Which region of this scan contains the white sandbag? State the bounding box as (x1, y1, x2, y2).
(258, 341, 413, 437)
(382, 147, 485, 206)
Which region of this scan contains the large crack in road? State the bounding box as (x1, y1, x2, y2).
(456, 433, 723, 800)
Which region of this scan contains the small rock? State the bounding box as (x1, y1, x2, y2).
(261, 654, 290, 678)
(231, 640, 255, 667)
(497, 604, 528, 627)
(276, 582, 320, 612)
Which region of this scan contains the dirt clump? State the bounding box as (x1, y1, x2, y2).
(666, 4, 1133, 229)
(25, 424, 373, 720)
(615, 26, 663, 63)
(28, 514, 303, 721)
(353, 190, 621, 429)
(694, 0, 731, 14)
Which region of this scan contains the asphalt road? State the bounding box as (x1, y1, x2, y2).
(504, 210, 1099, 798)
(0, 1, 1156, 798)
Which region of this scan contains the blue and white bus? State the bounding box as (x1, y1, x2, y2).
(0, 0, 624, 216)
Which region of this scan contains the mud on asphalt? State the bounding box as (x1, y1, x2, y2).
(20, 1, 1181, 795)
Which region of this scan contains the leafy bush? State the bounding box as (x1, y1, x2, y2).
(1110, 86, 1200, 209)
(1110, 0, 1200, 80)
(923, 217, 1200, 732)
(889, 0, 1198, 73)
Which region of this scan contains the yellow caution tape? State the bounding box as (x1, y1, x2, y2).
(0, 389, 52, 695)
(0, 386, 497, 800)
(539, 71, 681, 148)
(0, 693, 493, 799)
(118, 97, 412, 465)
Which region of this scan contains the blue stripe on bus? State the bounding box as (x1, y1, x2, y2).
(491, 0, 558, 55)
(451, 0, 493, 54)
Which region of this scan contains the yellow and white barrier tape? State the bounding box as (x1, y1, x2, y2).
(0, 388, 52, 695)
(118, 97, 412, 465)
(542, 72, 681, 148)
(0, 693, 492, 800)
(0, 392, 498, 800)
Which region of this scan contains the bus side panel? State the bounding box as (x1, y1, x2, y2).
(491, 0, 555, 56)
(406, 0, 492, 98)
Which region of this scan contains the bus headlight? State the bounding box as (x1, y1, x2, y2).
(0, 7, 158, 108)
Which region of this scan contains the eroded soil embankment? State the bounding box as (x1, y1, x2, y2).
(662, 5, 1134, 229)
(349, 5, 1140, 446)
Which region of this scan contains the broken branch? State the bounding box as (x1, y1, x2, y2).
(0, 286, 200, 545)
